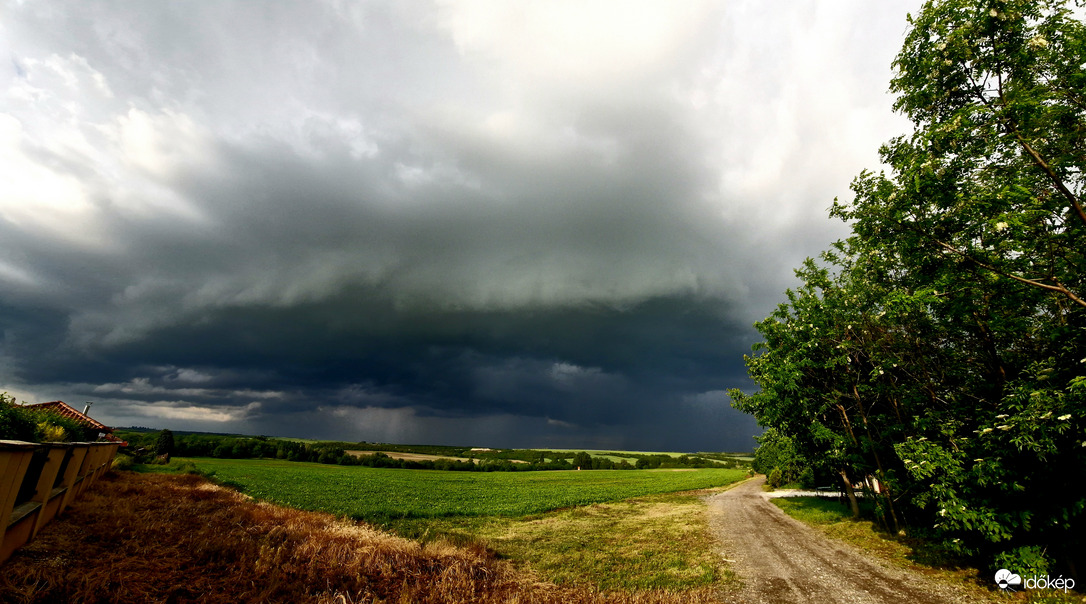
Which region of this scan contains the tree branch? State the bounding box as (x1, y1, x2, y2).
(983, 70, 1086, 228)
(931, 238, 1086, 308)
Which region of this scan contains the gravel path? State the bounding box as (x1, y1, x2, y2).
(707, 476, 986, 604)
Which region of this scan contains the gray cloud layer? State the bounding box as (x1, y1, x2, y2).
(0, 1, 918, 450)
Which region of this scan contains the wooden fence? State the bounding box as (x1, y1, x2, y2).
(0, 440, 120, 564)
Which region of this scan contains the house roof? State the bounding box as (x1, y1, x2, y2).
(23, 401, 111, 432)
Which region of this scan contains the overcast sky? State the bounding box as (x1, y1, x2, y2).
(0, 1, 920, 451)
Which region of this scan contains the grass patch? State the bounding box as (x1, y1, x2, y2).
(772, 496, 857, 525)
(772, 497, 958, 571)
(125, 458, 203, 475)
(391, 489, 735, 592)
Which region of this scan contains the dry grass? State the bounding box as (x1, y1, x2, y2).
(0, 472, 719, 604)
(401, 491, 731, 592)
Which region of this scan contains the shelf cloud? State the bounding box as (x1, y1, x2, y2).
(0, 0, 918, 450)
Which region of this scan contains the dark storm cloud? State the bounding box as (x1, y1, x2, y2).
(1, 1, 919, 450)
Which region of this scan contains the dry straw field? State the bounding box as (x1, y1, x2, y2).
(0, 472, 721, 604)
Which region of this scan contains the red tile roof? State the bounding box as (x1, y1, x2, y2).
(23, 401, 110, 432)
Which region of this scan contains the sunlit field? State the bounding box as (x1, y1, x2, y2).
(189, 458, 747, 522)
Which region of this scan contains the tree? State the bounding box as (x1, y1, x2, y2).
(155, 429, 175, 458)
(842, 0, 1086, 309)
(735, 0, 1085, 575)
(572, 451, 593, 470)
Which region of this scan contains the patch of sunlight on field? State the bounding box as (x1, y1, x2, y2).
(402, 490, 738, 592)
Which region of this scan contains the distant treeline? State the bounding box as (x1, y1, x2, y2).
(114, 429, 748, 472)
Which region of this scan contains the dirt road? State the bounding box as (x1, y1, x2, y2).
(707, 477, 985, 604)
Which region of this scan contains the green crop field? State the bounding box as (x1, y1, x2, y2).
(187, 458, 747, 522)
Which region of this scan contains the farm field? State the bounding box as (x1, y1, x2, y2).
(344, 450, 480, 463)
(188, 458, 747, 523)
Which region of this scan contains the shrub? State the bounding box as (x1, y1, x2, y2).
(1, 394, 99, 442)
(0, 393, 37, 441)
(32, 411, 98, 442)
(112, 453, 136, 472)
(799, 467, 816, 490)
(37, 421, 68, 442)
(993, 545, 1050, 578)
(767, 466, 783, 489)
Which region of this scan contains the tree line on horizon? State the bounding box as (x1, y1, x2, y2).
(115, 429, 745, 472)
(731, 0, 1084, 579)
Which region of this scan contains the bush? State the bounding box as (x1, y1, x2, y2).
(767, 466, 783, 489)
(993, 545, 1050, 578)
(0, 394, 37, 441)
(32, 411, 98, 442)
(799, 467, 816, 489)
(0, 394, 98, 442)
(112, 453, 136, 471)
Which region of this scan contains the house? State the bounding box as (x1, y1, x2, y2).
(21, 401, 126, 445)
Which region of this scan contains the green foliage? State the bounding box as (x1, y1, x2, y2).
(112, 430, 744, 473)
(572, 451, 593, 469)
(37, 422, 67, 442)
(111, 453, 136, 471)
(767, 467, 783, 489)
(751, 427, 811, 486)
(154, 429, 175, 456)
(994, 545, 1051, 577)
(0, 393, 37, 441)
(0, 393, 100, 442)
(34, 411, 99, 442)
(734, 0, 1086, 576)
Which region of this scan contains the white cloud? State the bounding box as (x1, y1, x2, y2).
(438, 0, 714, 89)
(0, 113, 96, 236)
(137, 401, 263, 423)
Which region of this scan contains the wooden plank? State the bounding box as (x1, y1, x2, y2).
(0, 443, 36, 562)
(56, 445, 89, 514)
(1, 503, 39, 563)
(29, 446, 67, 540)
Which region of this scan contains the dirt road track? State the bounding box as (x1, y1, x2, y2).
(707, 477, 986, 604)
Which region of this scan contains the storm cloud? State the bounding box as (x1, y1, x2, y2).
(0, 1, 919, 450)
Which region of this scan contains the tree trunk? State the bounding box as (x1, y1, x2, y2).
(853, 385, 902, 534)
(839, 469, 860, 518)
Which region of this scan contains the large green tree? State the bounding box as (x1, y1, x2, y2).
(734, 0, 1085, 577)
